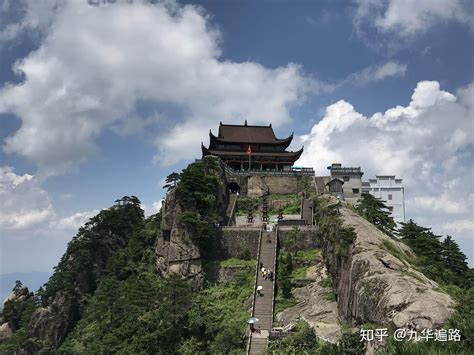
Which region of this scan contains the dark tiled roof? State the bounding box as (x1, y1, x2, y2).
(217, 123, 285, 143)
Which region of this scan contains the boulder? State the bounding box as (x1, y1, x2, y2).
(0, 322, 13, 342)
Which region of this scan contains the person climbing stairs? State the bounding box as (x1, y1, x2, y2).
(248, 228, 277, 355)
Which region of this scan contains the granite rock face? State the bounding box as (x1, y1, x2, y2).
(28, 291, 78, 348)
(156, 189, 204, 287)
(323, 204, 456, 331)
(156, 159, 229, 288)
(277, 261, 342, 343)
(0, 322, 13, 342)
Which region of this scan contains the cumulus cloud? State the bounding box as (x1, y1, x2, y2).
(354, 0, 473, 38)
(0, 1, 411, 174)
(0, 166, 102, 234)
(52, 209, 100, 230)
(0, 0, 312, 174)
(298, 80, 473, 257)
(142, 199, 163, 217)
(0, 0, 60, 43)
(0, 166, 55, 230)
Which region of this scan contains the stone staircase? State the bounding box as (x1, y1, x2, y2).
(226, 193, 238, 226)
(248, 229, 277, 355)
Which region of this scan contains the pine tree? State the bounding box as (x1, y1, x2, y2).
(442, 236, 470, 287)
(399, 219, 443, 264)
(356, 193, 396, 236)
(162, 172, 181, 191)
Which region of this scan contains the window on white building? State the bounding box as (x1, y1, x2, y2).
(388, 194, 392, 200)
(343, 176, 350, 181)
(352, 188, 359, 194)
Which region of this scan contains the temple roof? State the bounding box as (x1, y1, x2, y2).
(212, 121, 293, 145)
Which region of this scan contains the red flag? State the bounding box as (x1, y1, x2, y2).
(246, 145, 252, 156)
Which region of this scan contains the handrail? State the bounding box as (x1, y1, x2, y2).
(270, 226, 278, 329)
(246, 228, 263, 355)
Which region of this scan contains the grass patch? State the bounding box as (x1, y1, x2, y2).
(274, 297, 298, 314)
(269, 193, 301, 215)
(293, 248, 320, 263)
(220, 258, 256, 269)
(325, 292, 336, 301)
(401, 270, 426, 284)
(319, 277, 333, 288)
(270, 193, 299, 201)
(290, 266, 308, 281)
(381, 239, 416, 265)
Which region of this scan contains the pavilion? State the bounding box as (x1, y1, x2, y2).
(201, 121, 303, 171)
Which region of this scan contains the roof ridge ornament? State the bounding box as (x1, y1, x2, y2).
(244, 120, 247, 126)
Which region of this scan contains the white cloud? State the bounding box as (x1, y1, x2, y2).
(298, 80, 473, 258)
(344, 61, 407, 85)
(0, 165, 100, 233)
(0, 1, 409, 174)
(52, 209, 100, 230)
(0, 0, 311, 174)
(0, 166, 55, 230)
(0, 0, 59, 43)
(354, 0, 473, 38)
(142, 199, 163, 217)
(442, 219, 474, 233)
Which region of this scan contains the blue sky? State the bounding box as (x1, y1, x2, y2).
(0, 0, 473, 277)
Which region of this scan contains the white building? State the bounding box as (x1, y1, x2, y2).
(362, 175, 405, 224)
(329, 163, 363, 204)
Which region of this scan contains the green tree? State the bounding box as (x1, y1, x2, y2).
(356, 193, 396, 236)
(13, 280, 23, 294)
(442, 236, 470, 287)
(399, 219, 443, 265)
(267, 321, 319, 353)
(163, 172, 181, 191)
(286, 226, 301, 256)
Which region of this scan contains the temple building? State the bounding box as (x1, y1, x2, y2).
(201, 121, 303, 171)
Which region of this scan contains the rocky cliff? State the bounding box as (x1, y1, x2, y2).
(323, 202, 455, 330)
(155, 157, 229, 287)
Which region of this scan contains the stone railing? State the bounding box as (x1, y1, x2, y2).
(206, 155, 315, 177)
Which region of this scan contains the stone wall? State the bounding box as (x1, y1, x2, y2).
(213, 227, 261, 259)
(277, 226, 320, 250)
(247, 175, 312, 196)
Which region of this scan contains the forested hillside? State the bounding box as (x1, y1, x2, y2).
(0, 160, 472, 354)
(0, 158, 254, 354)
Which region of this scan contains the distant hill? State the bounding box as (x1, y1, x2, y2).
(0, 271, 51, 307)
